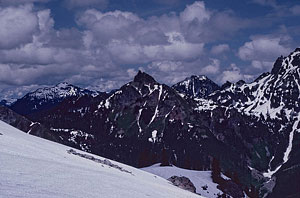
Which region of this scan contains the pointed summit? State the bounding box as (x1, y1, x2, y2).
(271, 48, 300, 75)
(190, 75, 208, 81)
(271, 56, 284, 75)
(220, 81, 232, 90)
(172, 75, 219, 98)
(133, 70, 156, 84)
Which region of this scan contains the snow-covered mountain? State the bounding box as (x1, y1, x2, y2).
(0, 120, 204, 198)
(208, 48, 300, 118)
(9, 70, 265, 196)
(10, 82, 107, 116)
(172, 75, 220, 98)
(197, 48, 300, 197)
(2, 48, 300, 197)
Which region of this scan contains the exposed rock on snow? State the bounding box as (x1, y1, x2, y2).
(168, 176, 196, 193)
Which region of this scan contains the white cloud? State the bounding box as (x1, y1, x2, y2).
(77, 8, 205, 64)
(180, 1, 210, 23)
(251, 60, 273, 70)
(217, 64, 253, 84)
(238, 36, 291, 62)
(211, 44, 230, 55)
(0, 5, 38, 49)
(148, 61, 183, 72)
(127, 68, 138, 78)
(200, 59, 220, 75)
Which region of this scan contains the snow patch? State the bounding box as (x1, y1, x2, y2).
(0, 121, 203, 198)
(142, 164, 224, 198)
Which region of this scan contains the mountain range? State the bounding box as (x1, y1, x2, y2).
(1, 48, 300, 198)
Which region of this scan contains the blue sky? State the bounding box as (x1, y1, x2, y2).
(0, 0, 299, 100)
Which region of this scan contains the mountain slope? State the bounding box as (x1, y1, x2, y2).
(200, 48, 300, 197)
(10, 71, 281, 196)
(208, 48, 300, 117)
(3, 48, 300, 197)
(0, 120, 204, 198)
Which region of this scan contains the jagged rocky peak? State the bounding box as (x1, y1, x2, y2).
(220, 81, 233, 90)
(236, 80, 246, 86)
(133, 70, 156, 84)
(172, 75, 220, 98)
(190, 75, 207, 81)
(271, 48, 300, 76)
(271, 56, 284, 75)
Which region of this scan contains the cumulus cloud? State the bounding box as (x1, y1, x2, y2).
(0, 5, 38, 49)
(144, 57, 222, 85)
(200, 59, 220, 75)
(77, 6, 206, 64)
(217, 64, 254, 84)
(145, 60, 206, 85)
(148, 60, 183, 72)
(180, 1, 210, 23)
(238, 35, 291, 62)
(0, 6, 119, 89)
(75, 1, 250, 67)
(251, 60, 273, 70)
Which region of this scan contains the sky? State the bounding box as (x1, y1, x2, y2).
(0, 0, 299, 100)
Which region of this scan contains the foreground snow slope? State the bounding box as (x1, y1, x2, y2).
(142, 164, 224, 198)
(0, 121, 203, 198)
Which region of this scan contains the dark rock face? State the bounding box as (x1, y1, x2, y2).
(2, 48, 300, 197)
(218, 180, 245, 198)
(133, 70, 156, 84)
(167, 176, 196, 193)
(0, 106, 59, 142)
(271, 56, 284, 75)
(172, 75, 220, 98)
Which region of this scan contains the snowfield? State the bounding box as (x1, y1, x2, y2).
(0, 121, 204, 198)
(142, 164, 224, 198)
